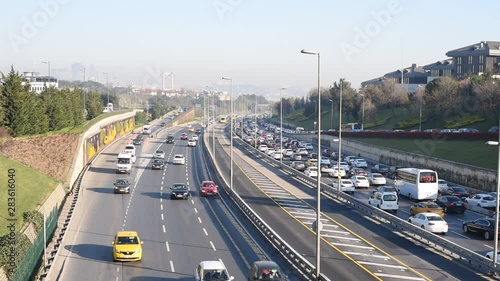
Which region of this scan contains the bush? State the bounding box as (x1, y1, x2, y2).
(395, 117, 428, 129)
(445, 115, 486, 128)
(0, 232, 31, 278)
(23, 211, 43, 232)
(364, 117, 391, 129)
(135, 112, 147, 126)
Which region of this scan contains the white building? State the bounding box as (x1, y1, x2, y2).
(22, 72, 58, 94)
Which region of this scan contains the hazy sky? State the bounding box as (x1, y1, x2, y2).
(1, 0, 499, 97)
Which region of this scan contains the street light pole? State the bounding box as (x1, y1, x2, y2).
(337, 79, 344, 192)
(222, 77, 233, 194)
(280, 87, 286, 166)
(329, 99, 334, 130)
(417, 85, 423, 132)
(361, 94, 365, 131)
(80, 67, 86, 119)
(487, 113, 500, 266)
(255, 93, 258, 150)
(301, 48, 322, 280)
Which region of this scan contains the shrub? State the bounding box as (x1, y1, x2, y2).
(364, 117, 391, 129)
(445, 115, 486, 128)
(395, 117, 428, 129)
(22, 211, 43, 232)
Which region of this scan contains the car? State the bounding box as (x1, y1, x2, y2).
(133, 138, 142, 145)
(485, 251, 500, 262)
(188, 126, 195, 132)
(350, 167, 367, 177)
(463, 218, 500, 240)
(111, 231, 143, 261)
(371, 164, 389, 175)
(135, 134, 143, 140)
(320, 164, 335, 174)
(320, 157, 331, 165)
(410, 202, 445, 217)
(160, 122, 166, 127)
(332, 179, 355, 194)
(166, 134, 175, 143)
(438, 179, 448, 193)
(305, 143, 315, 150)
(170, 183, 190, 199)
(368, 191, 398, 212)
(328, 166, 346, 178)
(408, 212, 448, 234)
(373, 185, 398, 195)
(153, 150, 165, 159)
(195, 260, 234, 281)
(350, 175, 369, 188)
(442, 186, 471, 200)
(113, 178, 131, 194)
(200, 180, 218, 196)
(465, 194, 496, 208)
(191, 135, 199, 141)
(352, 159, 368, 168)
(151, 159, 164, 170)
(489, 126, 499, 133)
(266, 148, 276, 156)
(173, 154, 186, 165)
(291, 153, 302, 161)
(305, 158, 318, 167)
(271, 152, 283, 160)
(247, 260, 287, 281)
(322, 149, 333, 157)
(435, 195, 466, 214)
(283, 149, 294, 157)
(297, 148, 309, 156)
(258, 144, 268, 152)
(386, 165, 403, 179)
(195, 128, 202, 134)
(180, 133, 188, 140)
(188, 139, 197, 147)
(290, 161, 306, 171)
(368, 173, 386, 186)
(304, 166, 318, 177)
(336, 161, 350, 173)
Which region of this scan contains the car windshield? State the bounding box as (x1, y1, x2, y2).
(383, 194, 397, 201)
(427, 216, 443, 221)
(116, 236, 139, 244)
(171, 184, 186, 190)
(203, 269, 229, 281)
(448, 196, 461, 202)
(453, 187, 466, 192)
(115, 179, 129, 185)
(426, 203, 441, 208)
(483, 196, 495, 201)
(153, 160, 162, 164)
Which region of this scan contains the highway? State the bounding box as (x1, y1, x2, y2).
(51, 121, 271, 281)
(211, 123, 493, 280)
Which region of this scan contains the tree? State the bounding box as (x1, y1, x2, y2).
(473, 78, 500, 119)
(425, 77, 462, 119)
(86, 91, 103, 119)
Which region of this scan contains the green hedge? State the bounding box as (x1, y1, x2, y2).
(445, 115, 486, 128)
(364, 116, 391, 129)
(395, 116, 428, 129)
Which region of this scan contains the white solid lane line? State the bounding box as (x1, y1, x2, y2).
(356, 261, 407, 269)
(374, 273, 425, 281)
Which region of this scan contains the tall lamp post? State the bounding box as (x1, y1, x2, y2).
(417, 85, 423, 132)
(80, 67, 86, 119)
(360, 94, 365, 131)
(301, 48, 322, 280)
(222, 77, 233, 194)
(254, 93, 258, 150)
(487, 114, 500, 266)
(329, 99, 334, 130)
(103, 72, 109, 104)
(337, 79, 346, 193)
(280, 87, 286, 166)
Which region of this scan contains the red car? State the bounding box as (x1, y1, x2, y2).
(200, 180, 218, 197)
(180, 133, 188, 140)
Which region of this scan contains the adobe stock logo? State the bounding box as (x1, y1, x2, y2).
(340, 0, 403, 63)
(213, 0, 244, 20)
(8, 0, 71, 53)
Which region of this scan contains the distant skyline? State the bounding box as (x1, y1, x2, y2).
(1, 0, 499, 98)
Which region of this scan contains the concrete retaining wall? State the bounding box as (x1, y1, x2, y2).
(306, 134, 497, 192)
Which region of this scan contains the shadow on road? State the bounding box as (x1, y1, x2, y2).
(86, 187, 114, 194)
(64, 244, 112, 262)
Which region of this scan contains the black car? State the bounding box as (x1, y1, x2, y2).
(386, 165, 403, 179)
(435, 195, 466, 214)
(247, 260, 288, 281)
(166, 135, 175, 144)
(152, 159, 164, 170)
(442, 186, 471, 200)
(170, 183, 190, 200)
(136, 134, 143, 140)
(160, 122, 166, 127)
(195, 129, 202, 134)
(133, 138, 142, 145)
(113, 178, 131, 194)
(371, 164, 389, 175)
(463, 218, 499, 240)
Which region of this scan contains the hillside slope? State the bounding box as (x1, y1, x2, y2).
(0, 133, 79, 183)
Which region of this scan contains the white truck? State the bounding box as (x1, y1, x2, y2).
(142, 125, 151, 135)
(123, 144, 136, 164)
(116, 153, 133, 174)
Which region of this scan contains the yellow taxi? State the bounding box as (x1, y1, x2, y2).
(112, 231, 143, 261)
(305, 158, 318, 167)
(188, 126, 195, 132)
(410, 202, 445, 217)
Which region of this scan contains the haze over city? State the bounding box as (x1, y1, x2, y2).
(1, 0, 499, 98)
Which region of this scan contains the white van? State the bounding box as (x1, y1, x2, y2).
(142, 125, 151, 135)
(124, 145, 136, 164)
(116, 153, 133, 174)
(368, 191, 398, 212)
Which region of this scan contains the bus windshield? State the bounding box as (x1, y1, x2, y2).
(419, 172, 437, 183)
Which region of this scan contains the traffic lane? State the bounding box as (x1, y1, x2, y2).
(234, 138, 493, 280)
(350, 188, 497, 254)
(213, 141, 378, 280)
(56, 136, 144, 281)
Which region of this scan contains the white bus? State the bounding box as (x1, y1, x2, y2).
(394, 168, 439, 200)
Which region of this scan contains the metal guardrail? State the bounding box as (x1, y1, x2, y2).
(203, 126, 331, 281)
(235, 137, 500, 278)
